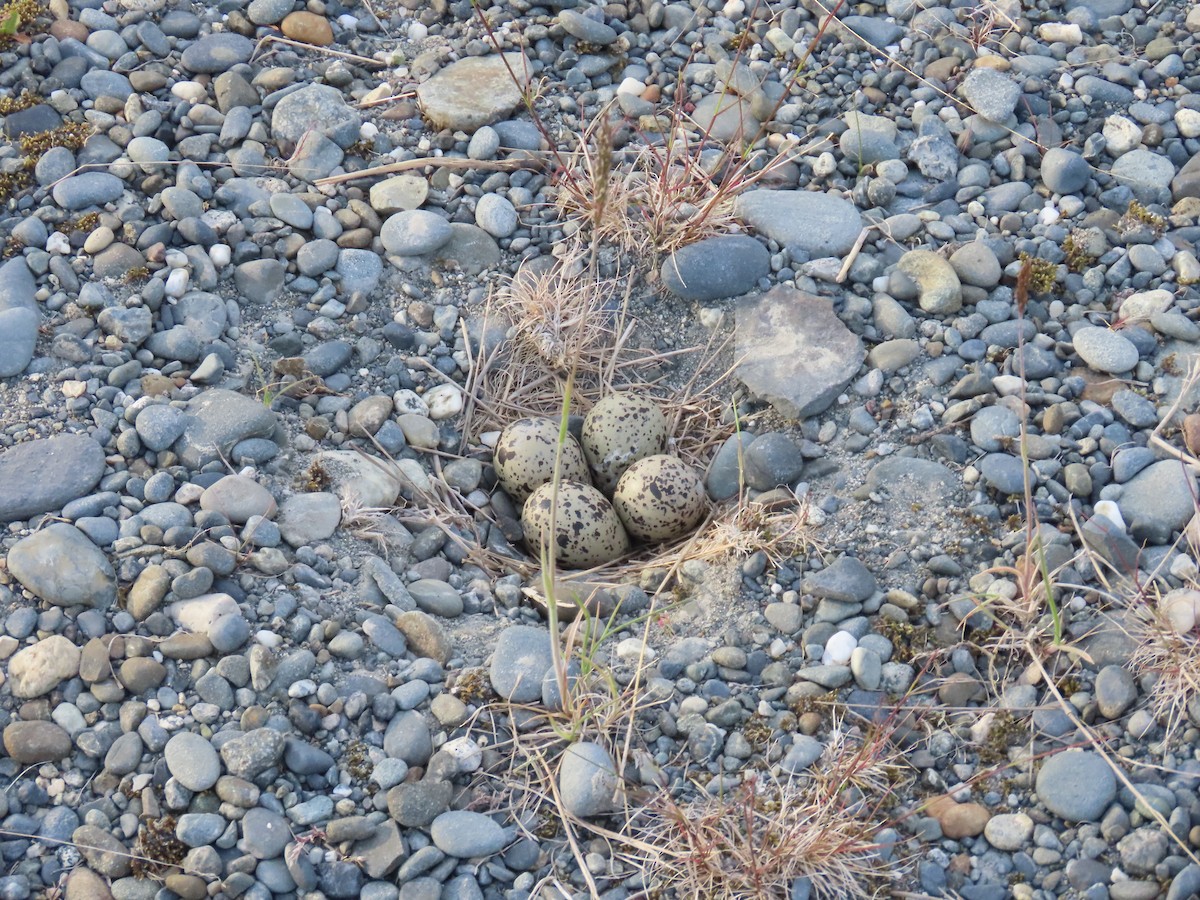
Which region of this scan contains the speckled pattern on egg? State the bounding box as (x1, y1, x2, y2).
(493, 417, 590, 503)
(521, 481, 630, 569)
(580, 394, 668, 495)
(613, 455, 707, 542)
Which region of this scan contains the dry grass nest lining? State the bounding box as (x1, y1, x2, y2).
(418, 246, 828, 589)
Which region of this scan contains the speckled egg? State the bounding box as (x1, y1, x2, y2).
(613, 455, 707, 542)
(493, 418, 590, 503)
(580, 394, 668, 494)
(522, 481, 630, 568)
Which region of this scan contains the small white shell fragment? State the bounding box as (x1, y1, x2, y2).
(823, 631, 857, 666)
(1092, 500, 1126, 531)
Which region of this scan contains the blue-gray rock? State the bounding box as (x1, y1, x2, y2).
(176, 813, 226, 848)
(174, 388, 278, 469)
(839, 113, 899, 164)
(0, 433, 105, 524)
(1035, 750, 1115, 822)
(271, 84, 361, 150)
(489, 625, 553, 702)
(743, 432, 804, 490)
(1075, 75, 1135, 107)
(336, 249, 383, 296)
(0, 307, 38, 378)
(8, 523, 117, 609)
(408, 580, 463, 618)
(978, 453, 1027, 495)
(705, 432, 753, 501)
(1040, 147, 1090, 195)
(558, 742, 619, 818)
(180, 33, 255, 73)
(363, 615, 407, 657)
(1110, 148, 1176, 205)
(241, 807, 291, 859)
(52, 173, 124, 210)
(959, 68, 1020, 123)
(780, 735, 824, 773)
(2, 104, 61, 138)
(840, 15, 903, 46)
(558, 9, 617, 44)
(430, 811, 508, 858)
(285, 738, 335, 775)
(1110, 390, 1158, 429)
(970, 405, 1021, 452)
(296, 239, 339, 276)
(135, 404, 186, 452)
(80, 70, 133, 101)
(247, 0, 293, 24)
(735, 190, 863, 257)
(165, 732, 222, 791)
(1094, 665, 1137, 719)
(381, 210, 453, 256)
(1118, 459, 1197, 543)
(382, 710, 432, 765)
(1072, 326, 1138, 373)
(97, 306, 153, 345)
(0, 257, 35, 316)
(474, 193, 518, 238)
(804, 556, 876, 603)
(303, 340, 352, 377)
(661, 235, 769, 301)
(234, 259, 286, 304)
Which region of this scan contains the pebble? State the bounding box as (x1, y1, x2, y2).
(489, 626, 552, 702)
(661, 235, 770, 301)
(430, 811, 508, 858)
(1036, 751, 1116, 822)
(558, 742, 619, 817)
(1072, 326, 1139, 373)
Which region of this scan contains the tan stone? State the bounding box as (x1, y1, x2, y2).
(281, 11, 333, 46)
(8, 636, 80, 699)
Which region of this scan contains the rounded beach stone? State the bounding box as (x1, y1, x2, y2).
(1035, 750, 1115, 822)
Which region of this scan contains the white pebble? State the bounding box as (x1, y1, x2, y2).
(441, 737, 482, 773)
(1092, 500, 1126, 531)
(822, 631, 857, 666)
(46, 232, 70, 254)
(337, 14, 358, 29)
(255, 630, 283, 649)
(616, 77, 644, 97)
(359, 122, 378, 140)
(425, 383, 463, 420)
(615, 638, 656, 663)
(164, 268, 189, 298)
(209, 244, 231, 267)
(408, 22, 428, 42)
(288, 679, 317, 698)
(1159, 588, 1200, 635)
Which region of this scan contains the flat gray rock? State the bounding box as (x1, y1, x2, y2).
(0, 434, 107, 523)
(271, 83, 361, 151)
(489, 625, 553, 702)
(734, 286, 865, 419)
(429, 810, 508, 857)
(180, 33, 255, 73)
(417, 53, 528, 132)
(1118, 459, 1198, 543)
(0, 307, 38, 378)
(8, 524, 117, 609)
(173, 388, 278, 469)
(164, 732, 222, 791)
(734, 190, 864, 257)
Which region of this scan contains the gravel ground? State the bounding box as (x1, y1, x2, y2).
(3, 0, 1200, 897)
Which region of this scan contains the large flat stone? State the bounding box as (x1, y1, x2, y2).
(734, 286, 865, 419)
(734, 190, 864, 257)
(0, 433, 107, 523)
(173, 389, 278, 469)
(416, 53, 529, 132)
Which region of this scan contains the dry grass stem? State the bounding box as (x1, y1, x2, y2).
(634, 720, 905, 899)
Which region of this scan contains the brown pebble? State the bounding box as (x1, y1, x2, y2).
(928, 796, 991, 839)
(282, 11, 333, 46)
(48, 19, 89, 41)
(1184, 413, 1200, 457)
